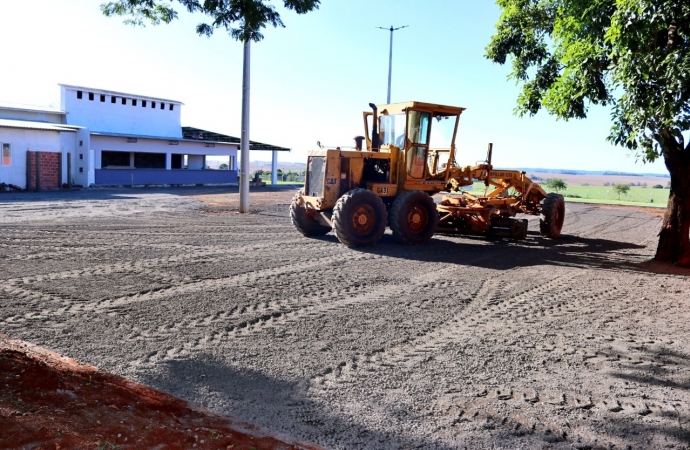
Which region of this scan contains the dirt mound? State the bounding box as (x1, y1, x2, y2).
(0, 334, 320, 450)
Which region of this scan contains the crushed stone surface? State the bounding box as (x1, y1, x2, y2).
(1, 186, 689, 449)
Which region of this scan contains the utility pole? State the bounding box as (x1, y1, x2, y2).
(377, 25, 408, 103)
(239, 39, 251, 213)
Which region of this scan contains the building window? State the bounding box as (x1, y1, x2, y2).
(151, 101, 156, 109)
(132, 99, 137, 106)
(88, 92, 94, 101)
(160, 103, 165, 110)
(169, 104, 174, 111)
(142, 100, 147, 107)
(134, 152, 165, 169)
(100, 94, 106, 102)
(2, 143, 11, 166)
(77, 91, 83, 99)
(122, 97, 126, 105)
(102, 151, 130, 168)
(111, 96, 117, 104)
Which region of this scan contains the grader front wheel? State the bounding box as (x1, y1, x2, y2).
(332, 189, 387, 247)
(290, 190, 331, 236)
(389, 190, 438, 244)
(540, 193, 565, 238)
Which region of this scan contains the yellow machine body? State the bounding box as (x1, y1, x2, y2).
(292, 101, 563, 244)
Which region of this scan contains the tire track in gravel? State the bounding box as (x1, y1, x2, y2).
(428, 273, 687, 447)
(0, 237, 332, 327)
(129, 250, 506, 369)
(87, 232, 491, 312)
(2, 241, 362, 321)
(308, 270, 581, 393)
(93, 247, 381, 313)
(1, 236, 312, 287)
(138, 265, 461, 367)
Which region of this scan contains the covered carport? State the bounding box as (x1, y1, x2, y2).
(182, 127, 290, 184)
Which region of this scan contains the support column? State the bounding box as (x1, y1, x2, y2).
(165, 153, 171, 170)
(271, 150, 278, 185)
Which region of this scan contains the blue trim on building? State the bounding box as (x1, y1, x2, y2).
(95, 169, 237, 185)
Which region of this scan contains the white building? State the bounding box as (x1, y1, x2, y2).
(0, 84, 289, 189)
(0, 103, 80, 189)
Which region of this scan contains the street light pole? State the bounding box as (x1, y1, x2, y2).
(239, 39, 251, 213)
(377, 25, 408, 103)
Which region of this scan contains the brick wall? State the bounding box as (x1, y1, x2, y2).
(26, 151, 60, 190)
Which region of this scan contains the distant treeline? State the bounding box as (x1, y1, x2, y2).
(602, 171, 643, 176)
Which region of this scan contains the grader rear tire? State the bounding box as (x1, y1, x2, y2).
(290, 190, 331, 236)
(332, 189, 387, 247)
(540, 193, 565, 238)
(389, 190, 438, 244)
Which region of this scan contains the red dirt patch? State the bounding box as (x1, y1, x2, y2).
(0, 334, 321, 450)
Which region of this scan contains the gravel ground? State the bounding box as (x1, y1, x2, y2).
(1, 186, 689, 449)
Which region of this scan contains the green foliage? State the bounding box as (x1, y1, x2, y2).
(219, 163, 229, 170)
(614, 183, 631, 199)
(545, 177, 567, 192)
(653, 184, 664, 189)
(101, 0, 320, 42)
(486, 0, 690, 164)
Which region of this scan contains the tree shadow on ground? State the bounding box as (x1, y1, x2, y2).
(604, 346, 690, 445)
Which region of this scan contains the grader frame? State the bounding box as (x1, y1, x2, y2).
(290, 101, 564, 247)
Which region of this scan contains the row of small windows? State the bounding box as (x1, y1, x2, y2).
(76, 90, 174, 111)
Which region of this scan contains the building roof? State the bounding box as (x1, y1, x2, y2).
(89, 131, 236, 145)
(0, 101, 66, 115)
(182, 127, 290, 151)
(59, 84, 184, 105)
(0, 118, 80, 132)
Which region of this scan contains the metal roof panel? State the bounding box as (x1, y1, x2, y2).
(0, 118, 80, 132)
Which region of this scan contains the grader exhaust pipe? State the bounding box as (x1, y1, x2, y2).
(369, 103, 380, 152)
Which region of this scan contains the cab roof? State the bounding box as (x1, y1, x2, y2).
(376, 101, 466, 116)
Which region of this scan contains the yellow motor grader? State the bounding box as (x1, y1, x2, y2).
(290, 101, 565, 247)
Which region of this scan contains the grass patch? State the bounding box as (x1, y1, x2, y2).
(461, 182, 669, 208)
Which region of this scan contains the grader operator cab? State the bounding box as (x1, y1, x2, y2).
(290, 101, 565, 247)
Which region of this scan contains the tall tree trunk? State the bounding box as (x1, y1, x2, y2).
(655, 137, 690, 266)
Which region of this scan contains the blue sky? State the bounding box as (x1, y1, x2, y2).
(0, 0, 668, 173)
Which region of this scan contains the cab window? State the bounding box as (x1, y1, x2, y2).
(407, 111, 430, 144)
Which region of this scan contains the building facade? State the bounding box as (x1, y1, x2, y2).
(0, 103, 80, 189)
(0, 85, 289, 189)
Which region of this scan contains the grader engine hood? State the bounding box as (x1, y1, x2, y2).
(303, 148, 396, 211)
(303, 149, 342, 210)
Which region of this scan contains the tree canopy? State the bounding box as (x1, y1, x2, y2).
(613, 183, 631, 199)
(101, 0, 320, 42)
(545, 177, 567, 192)
(486, 0, 689, 163)
(486, 0, 690, 265)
